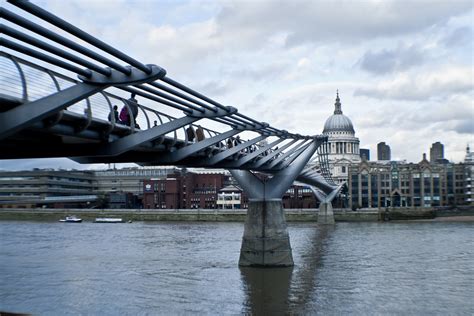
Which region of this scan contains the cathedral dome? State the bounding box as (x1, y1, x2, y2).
(322, 92, 355, 134)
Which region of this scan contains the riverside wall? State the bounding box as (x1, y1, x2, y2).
(1, 207, 469, 222)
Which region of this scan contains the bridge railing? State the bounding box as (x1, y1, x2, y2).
(1, 0, 336, 176)
(1, 1, 303, 139)
(1, 49, 316, 169)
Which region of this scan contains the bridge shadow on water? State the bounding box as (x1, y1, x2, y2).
(239, 225, 335, 314)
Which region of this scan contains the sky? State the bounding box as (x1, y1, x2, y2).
(1, 0, 473, 170)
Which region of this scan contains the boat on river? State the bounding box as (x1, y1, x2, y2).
(94, 218, 124, 223)
(59, 215, 82, 223)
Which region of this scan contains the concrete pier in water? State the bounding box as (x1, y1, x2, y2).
(318, 202, 335, 224)
(239, 200, 293, 267)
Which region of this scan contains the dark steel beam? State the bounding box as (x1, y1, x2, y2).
(0, 38, 92, 77)
(9, 0, 152, 74)
(96, 115, 200, 156)
(206, 135, 267, 165)
(149, 129, 240, 164)
(1, 24, 111, 76)
(0, 83, 106, 140)
(0, 8, 123, 74)
(251, 139, 299, 168)
(224, 138, 285, 168)
(266, 140, 310, 169)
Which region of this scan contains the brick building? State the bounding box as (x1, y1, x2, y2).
(282, 185, 318, 209)
(143, 171, 229, 209)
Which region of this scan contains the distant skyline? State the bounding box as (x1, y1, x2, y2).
(1, 0, 473, 170)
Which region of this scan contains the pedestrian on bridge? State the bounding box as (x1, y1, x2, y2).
(227, 138, 233, 149)
(108, 105, 119, 122)
(127, 93, 140, 128)
(186, 125, 196, 142)
(120, 93, 140, 128)
(196, 126, 205, 141)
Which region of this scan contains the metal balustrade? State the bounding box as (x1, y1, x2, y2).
(0, 0, 341, 201)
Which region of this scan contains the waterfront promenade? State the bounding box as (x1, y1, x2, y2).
(1, 207, 472, 222)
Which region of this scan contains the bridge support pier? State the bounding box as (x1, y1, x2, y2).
(230, 139, 322, 267)
(318, 202, 335, 224)
(239, 199, 293, 266)
(307, 184, 342, 225)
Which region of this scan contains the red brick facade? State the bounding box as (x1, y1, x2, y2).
(143, 171, 318, 209)
(143, 172, 228, 209)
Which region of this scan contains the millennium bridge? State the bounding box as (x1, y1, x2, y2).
(0, 0, 342, 266)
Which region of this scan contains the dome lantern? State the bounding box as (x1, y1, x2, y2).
(322, 91, 355, 134)
(334, 90, 342, 114)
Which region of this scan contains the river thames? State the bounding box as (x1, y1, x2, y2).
(1, 220, 473, 315)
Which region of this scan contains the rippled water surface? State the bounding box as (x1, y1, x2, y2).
(1, 220, 473, 315)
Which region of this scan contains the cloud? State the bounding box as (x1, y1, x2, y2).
(193, 80, 229, 97)
(450, 120, 474, 134)
(358, 44, 426, 75)
(354, 66, 473, 101)
(222, 61, 290, 82)
(441, 26, 473, 47)
(215, 0, 472, 47)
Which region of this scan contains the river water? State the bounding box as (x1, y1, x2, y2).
(1, 220, 473, 315)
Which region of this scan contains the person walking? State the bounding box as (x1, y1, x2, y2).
(196, 126, 205, 141)
(108, 105, 119, 122)
(126, 93, 140, 128)
(186, 125, 196, 142)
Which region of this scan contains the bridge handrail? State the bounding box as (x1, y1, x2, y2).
(0, 0, 338, 183)
(2, 0, 311, 140)
(0, 51, 221, 139)
(1, 51, 313, 167)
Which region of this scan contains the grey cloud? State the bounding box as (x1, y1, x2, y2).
(441, 26, 473, 47)
(241, 93, 267, 112)
(451, 119, 474, 134)
(355, 84, 472, 102)
(223, 62, 290, 82)
(193, 80, 229, 97)
(388, 100, 471, 138)
(215, 0, 472, 47)
(354, 70, 473, 101)
(358, 45, 425, 75)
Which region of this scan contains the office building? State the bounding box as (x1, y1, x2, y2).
(360, 148, 370, 161)
(430, 142, 444, 163)
(94, 167, 179, 196)
(377, 142, 391, 161)
(0, 169, 96, 208)
(347, 153, 470, 209)
(464, 145, 474, 205)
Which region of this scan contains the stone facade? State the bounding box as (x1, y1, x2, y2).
(348, 154, 472, 209)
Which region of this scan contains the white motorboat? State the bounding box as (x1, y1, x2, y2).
(59, 215, 82, 223)
(94, 218, 124, 223)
